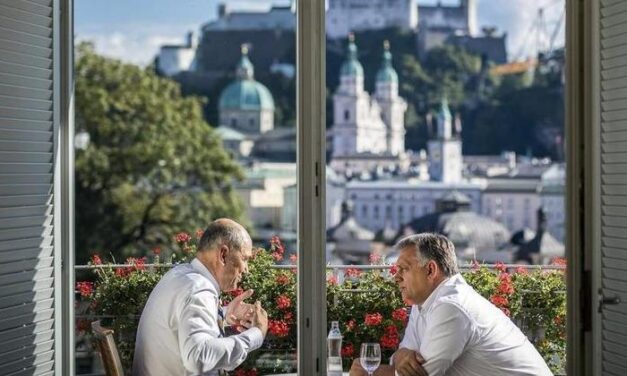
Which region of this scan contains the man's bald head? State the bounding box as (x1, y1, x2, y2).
(197, 218, 252, 254)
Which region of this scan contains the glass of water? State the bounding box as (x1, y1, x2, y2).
(360, 343, 381, 376)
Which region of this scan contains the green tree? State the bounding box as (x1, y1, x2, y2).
(75, 44, 246, 263)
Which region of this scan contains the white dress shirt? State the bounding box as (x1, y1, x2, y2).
(132, 258, 264, 376)
(398, 274, 553, 376)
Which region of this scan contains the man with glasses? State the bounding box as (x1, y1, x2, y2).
(351, 233, 552, 376)
(133, 219, 268, 376)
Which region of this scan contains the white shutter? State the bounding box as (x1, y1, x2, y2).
(597, 0, 627, 374)
(0, 0, 59, 375)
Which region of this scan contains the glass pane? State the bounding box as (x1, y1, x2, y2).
(74, 1, 298, 374)
(325, 0, 566, 374)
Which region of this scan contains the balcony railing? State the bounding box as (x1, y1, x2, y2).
(74, 263, 566, 375)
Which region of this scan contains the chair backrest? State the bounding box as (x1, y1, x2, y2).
(91, 321, 124, 376)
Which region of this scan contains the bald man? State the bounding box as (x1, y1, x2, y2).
(133, 219, 268, 376)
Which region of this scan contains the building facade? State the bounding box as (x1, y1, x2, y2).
(326, 0, 417, 39)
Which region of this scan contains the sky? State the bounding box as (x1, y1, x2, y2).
(75, 0, 565, 66)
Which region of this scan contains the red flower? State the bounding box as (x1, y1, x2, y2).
(268, 320, 290, 337)
(345, 267, 361, 278)
(392, 308, 409, 323)
(327, 275, 338, 285)
(369, 253, 381, 264)
(494, 261, 507, 273)
(115, 267, 131, 277)
(196, 229, 204, 239)
(152, 247, 161, 256)
(289, 254, 297, 263)
(270, 235, 285, 254)
(276, 295, 291, 310)
(271, 251, 283, 261)
(91, 254, 102, 265)
(276, 273, 290, 285)
(126, 257, 146, 271)
(341, 343, 354, 357)
(284, 312, 294, 322)
(490, 294, 509, 307)
(498, 282, 514, 295)
(551, 257, 567, 266)
(346, 319, 356, 331)
(174, 232, 192, 243)
(76, 281, 93, 297)
(364, 313, 383, 326)
(515, 266, 529, 275)
(380, 325, 400, 349)
(390, 264, 398, 275)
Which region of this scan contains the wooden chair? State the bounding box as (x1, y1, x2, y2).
(91, 321, 124, 376)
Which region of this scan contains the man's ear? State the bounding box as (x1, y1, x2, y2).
(219, 245, 228, 265)
(427, 260, 437, 277)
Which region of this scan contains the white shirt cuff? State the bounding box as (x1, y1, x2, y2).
(240, 327, 264, 350)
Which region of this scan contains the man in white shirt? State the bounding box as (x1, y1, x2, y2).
(350, 233, 553, 376)
(133, 218, 268, 376)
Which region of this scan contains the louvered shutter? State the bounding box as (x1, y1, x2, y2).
(0, 0, 59, 375)
(597, 0, 627, 374)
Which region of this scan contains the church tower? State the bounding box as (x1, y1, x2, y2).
(375, 40, 407, 156)
(332, 34, 387, 158)
(427, 97, 463, 183)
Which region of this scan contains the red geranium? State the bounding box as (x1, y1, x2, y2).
(364, 313, 383, 326)
(76, 281, 93, 297)
(174, 232, 192, 243)
(341, 343, 354, 357)
(268, 320, 290, 337)
(380, 325, 400, 349)
(345, 268, 361, 278)
(234, 368, 258, 376)
(369, 253, 381, 264)
(490, 294, 509, 307)
(289, 254, 297, 263)
(327, 275, 338, 285)
(91, 254, 102, 265)
(515, 266, 529, 275)
(346, 319, 356, 331)
(276, 295, 291, 310)
(390, 264, 398, 275)
(276, 273, 290, 285)
(392, 308, 409, 323)
(494, 261, 507, 273)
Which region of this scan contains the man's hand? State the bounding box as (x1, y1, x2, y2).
(250, 301, 268, 337)
(349, 359, 395, 376)
(226, 289, 255, 328)
(393, 348, 427, 376)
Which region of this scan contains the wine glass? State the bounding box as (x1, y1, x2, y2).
(360, 343, 381, 376)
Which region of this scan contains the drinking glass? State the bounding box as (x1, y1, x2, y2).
(360, 343, 381, 376)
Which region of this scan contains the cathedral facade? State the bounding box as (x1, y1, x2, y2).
(331, 37, 407, 160)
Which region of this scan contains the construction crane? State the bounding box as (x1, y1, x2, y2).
(491, 0, 564, 77)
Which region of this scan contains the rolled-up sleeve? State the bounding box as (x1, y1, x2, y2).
(419, 303, 472, 376)
(177, 290, 264, 374)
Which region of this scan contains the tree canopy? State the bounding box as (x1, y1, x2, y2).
(75, 43, 246, 262)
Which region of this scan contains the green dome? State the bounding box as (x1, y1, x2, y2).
(219, 80, 275, 111)
(376, 41, 398, 83)
(340, 35, 364, 77)
(219, 44, 275, 111)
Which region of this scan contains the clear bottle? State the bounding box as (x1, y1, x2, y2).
(327, 321, 343, 376)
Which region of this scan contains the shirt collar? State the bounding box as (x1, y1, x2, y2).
(417, 273, 462, 313)
(191, 258, 221, 294)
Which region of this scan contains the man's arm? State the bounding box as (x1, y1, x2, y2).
(177, 290, 265, 373)
(419, 303, 472, 376)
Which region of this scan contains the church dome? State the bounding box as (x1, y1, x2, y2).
(340, 34, 364, 77)
(392, 192, 511, 257)
(219, 45, 275, 111)
(376, 40, 398, 83)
